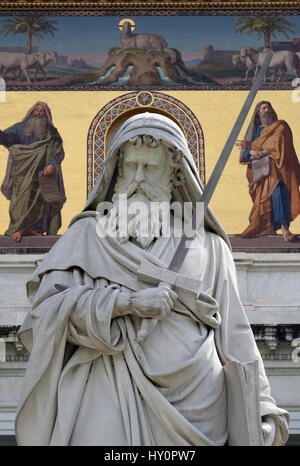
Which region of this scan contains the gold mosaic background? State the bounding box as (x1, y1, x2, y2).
(0, 89, 300, 235)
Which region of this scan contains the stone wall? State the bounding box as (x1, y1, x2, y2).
(0, 247, 299, 442)
(203, 45, 239, 64)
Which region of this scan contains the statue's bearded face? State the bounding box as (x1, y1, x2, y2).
(111, 136, 173, 248)
(114, 137, 172, 202)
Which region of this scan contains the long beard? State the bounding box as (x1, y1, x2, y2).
(260, 111, 274, 127)
(24, 115, 48, 140)
(110, 178, 172, 249)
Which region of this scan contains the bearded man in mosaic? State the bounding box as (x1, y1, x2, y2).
(237, 100, 300, 241)
(0, 102, 66, 242)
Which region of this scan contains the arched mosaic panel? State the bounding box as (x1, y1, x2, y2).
(87, 91, 205, 196)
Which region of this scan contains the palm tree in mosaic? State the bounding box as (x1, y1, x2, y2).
(234, 16, 296, 49)
(0, 16, 57, 54)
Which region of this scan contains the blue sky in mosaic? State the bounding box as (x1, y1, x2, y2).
(1, 15, 300, 64)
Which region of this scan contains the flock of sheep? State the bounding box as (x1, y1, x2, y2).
(0, 50, 58, 84)
(1, 45, 299, 85)
(232, 47, 300, 82)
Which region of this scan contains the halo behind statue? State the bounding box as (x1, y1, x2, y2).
(87, 91, 205, 197)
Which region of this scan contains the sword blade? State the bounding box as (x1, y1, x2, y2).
(168, 51, 273, 273)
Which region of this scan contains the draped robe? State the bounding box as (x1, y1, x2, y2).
(15, 214, 288, 446)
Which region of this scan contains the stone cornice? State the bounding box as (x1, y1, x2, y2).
(0, 236, 300, 255)
(1, 323, 300, 362)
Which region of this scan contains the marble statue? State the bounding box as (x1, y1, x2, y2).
(15, 112, 289, 446)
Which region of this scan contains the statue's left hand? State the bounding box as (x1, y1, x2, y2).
(262, 415, 276, 446)
(43, 165, 56, 177)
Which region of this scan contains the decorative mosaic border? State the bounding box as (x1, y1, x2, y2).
(5, 83, 296, 91)
(87, 91, 205, 196)
(1, 9, 300, 16)
(1, 2, 300, 13)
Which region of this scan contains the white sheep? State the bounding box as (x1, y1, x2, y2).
(232, 53, 258, 81)
(0, 52, 46, 83)
(17, 51, 58, 82)
(240, 47, 300, 82)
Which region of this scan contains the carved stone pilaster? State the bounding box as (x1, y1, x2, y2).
(264, 325, 278, 352)
(0, 327, 24, 363)
(251, 324, 300, 360)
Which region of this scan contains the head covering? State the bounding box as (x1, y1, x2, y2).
(73, 112, 230, 249)
(22, 101, 54, 126)
(243, 101, 278, 142)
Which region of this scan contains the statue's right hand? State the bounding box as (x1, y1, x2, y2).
(130, 284, 178, 319)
